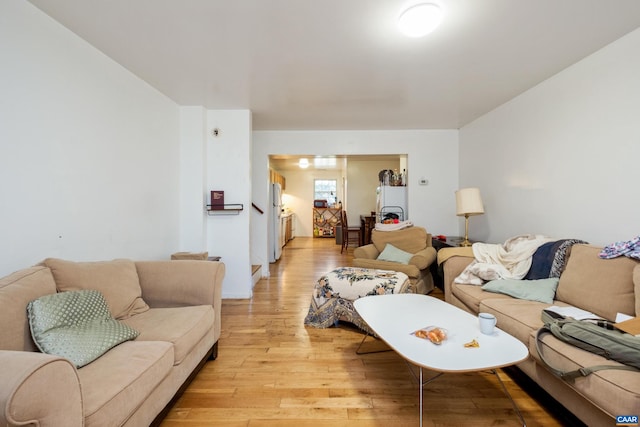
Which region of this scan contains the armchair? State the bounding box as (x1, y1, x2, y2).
(352, 226, 437, 294)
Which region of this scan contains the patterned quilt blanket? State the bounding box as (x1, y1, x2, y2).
(304, 267, 410, 334)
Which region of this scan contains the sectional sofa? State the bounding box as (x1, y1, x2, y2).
(442, 243, 640, 426)
(0, 257, 224, 427)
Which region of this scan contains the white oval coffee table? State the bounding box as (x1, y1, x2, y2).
(354, 293, 528, 426)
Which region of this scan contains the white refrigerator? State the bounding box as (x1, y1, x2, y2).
(269, 183, 283, 263)
(376, 185, 408, 221)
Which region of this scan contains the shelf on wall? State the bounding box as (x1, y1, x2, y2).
(206, 204, 244, 215)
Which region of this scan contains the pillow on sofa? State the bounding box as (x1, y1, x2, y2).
(27, 289, 139, 368)
(44, 258, 149, 319)
(377, 244, 413, 264)
(482, 278, 559, 304)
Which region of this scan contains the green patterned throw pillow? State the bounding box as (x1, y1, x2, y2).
(27, 289, 139, 368)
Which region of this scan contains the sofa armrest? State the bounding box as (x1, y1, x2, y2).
(136, 260, 225, 347)
(135, 260, 224, 308)
(410, 247, 437, 270)
(353, 244, 379, 260)
(0, 351, 82, 427)
(442, 255, 475, 300)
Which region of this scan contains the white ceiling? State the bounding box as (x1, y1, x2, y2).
(28, 0, 640, 130)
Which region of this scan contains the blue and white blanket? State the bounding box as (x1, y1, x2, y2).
(599, 236, 640, 260)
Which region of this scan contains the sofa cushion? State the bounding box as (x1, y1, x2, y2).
(556, 245, 638, 321)
(77, 340, 173, 427)
(531, 330, 640, 417)
(27, 290, 139, 368)
(377, 244, 413, 264)
(123, 305, 214, 365)
(44, 258, 149, 320)
(479, 298, 576, 344)
(0, 266, 56, 352)
(482, 278, 559, 304)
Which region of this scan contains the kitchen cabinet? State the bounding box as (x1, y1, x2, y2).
(282, 213, 295, 246)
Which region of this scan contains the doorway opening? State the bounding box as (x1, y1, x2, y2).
(268, 154, 408, 240)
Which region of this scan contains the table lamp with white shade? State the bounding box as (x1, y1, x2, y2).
(455, 187, 484, 247)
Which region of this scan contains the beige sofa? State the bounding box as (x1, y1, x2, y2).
(0, 257, 224, 427)
(443, 244, 640, 426)
(352, 226, 437, 294)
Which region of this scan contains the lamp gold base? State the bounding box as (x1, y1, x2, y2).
(461, 214, 473, 247)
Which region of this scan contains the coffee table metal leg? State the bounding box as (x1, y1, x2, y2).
(355, 333, 392, 355)
(405, 363, 526, 427)
(404, 363, 444, 427)
(492, 369, 527, 427)
(405, 361, 444, 385)
(419, 368, 423, 427)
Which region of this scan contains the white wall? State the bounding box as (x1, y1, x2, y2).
(346, 158, 401, 226)
(179, 106, 208, 252)
(207, 110, 253, 298)
(0, 0, 181, 275)
(459, 28, 640, 246)
(179, 108, 253, 298)
(252, 130, 459, 274)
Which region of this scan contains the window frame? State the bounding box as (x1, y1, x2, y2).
(314, 179, 337, 206)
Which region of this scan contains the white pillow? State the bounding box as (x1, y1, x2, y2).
(377, 244, 413, 264)
(482, 278, 559, 304)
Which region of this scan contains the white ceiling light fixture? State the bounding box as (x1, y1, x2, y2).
(397, 2, 444, 38)
(298, 158, 309, 169)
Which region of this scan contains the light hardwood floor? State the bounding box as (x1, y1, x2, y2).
(161, 237, 582, 427)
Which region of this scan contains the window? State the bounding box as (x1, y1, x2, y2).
(314, 179, 337, 206)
